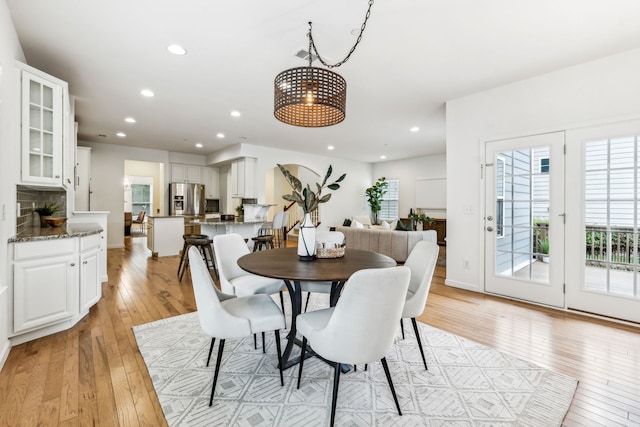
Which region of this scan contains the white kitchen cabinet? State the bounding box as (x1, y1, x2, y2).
(204, 166, 220, 198)
(74, 146, 92, 211)
(18, 62, 69, 187)
(79, 234, 101, 312)
(231, 158, 255, 198)
(13, 239, 78, 334)
(171, 163, 202, 183)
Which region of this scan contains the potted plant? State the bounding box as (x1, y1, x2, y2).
(538, 236, 550, 263)
(34, 202, 62, 227)
(408, 211, 433, 231)
(365, 177, 387, 225)
(235, 203, 244, 219)
(278, 164, 346, 260)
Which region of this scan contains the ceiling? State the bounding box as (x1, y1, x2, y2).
(7, 0, 640, 163)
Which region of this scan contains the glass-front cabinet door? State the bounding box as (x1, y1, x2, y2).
(20, 66, 66, 186)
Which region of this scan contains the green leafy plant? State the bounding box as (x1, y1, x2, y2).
(365, 177, 388, 224)
(409, 212, 433, 226)
(278, 164, 346, 213)
(537, 236, 550, 255)
(34, 202, 62, 216)
(235, 204, 244, 215)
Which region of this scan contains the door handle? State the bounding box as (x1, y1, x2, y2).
(487, 216, 493, 221)
(486, 226, 494, 232)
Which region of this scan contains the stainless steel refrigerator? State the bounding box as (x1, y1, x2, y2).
(169, 183, 205, 216)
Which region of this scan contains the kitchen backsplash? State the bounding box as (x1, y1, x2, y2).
(16, 186, 67, 235)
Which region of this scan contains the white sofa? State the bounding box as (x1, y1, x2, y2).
(334, 225, 437, 263)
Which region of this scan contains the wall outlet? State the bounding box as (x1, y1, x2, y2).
(463, 259, 470, 269)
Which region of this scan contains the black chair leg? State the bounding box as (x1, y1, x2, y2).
(411, 317, 428, 370)
(209, 339, 225, 406)
(297, 337, 307, 389)
(381, 357, 402, 416)
(254, 334, 257, 350)
(274, 330, 284, 386)
(206, 337, 216, 367)
(304, 292, 311, 312)
(330, 362, 341, 427)
(279, 291, 285, 314)
(262, 331, 266, 354)
(400, 318, 405, 339)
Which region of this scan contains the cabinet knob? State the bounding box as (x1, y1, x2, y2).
(55, 175, 61, 178)
(70, 263, 76, 266)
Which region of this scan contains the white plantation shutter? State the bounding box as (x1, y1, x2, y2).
(378, 179, 399, 221)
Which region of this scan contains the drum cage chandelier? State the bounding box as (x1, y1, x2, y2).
(273, 0, 374, 128)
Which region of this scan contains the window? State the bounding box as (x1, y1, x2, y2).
(540, 157, 550, 174)
(496, 157, 505, 238)
(131, 184, 151, 215)
(378, 179, 399, 221)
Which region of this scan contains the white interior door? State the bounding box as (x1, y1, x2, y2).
(565, 119, 640, 323)
(484, 132, 565, 307)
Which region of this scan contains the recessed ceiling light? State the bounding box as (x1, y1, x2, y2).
(167, 44, 187, 55)
(410, 126, 420, 132)
(140, 89, 155, 97)
(116, 132, 126, 138)
(195, 143, 203, 148)
(380, 155, 386, 159)
(350, 29, 360, 36)
(216, 133, 225, 138)
(125, 117, 136, 123)
(327, 145, 334, 150)
(230, 110, 241, 117)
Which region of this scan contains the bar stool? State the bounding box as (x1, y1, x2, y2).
(252, 234, 275, 252)
(178, 234, 217, 281)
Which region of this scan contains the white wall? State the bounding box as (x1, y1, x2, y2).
(208, 143, 373, 228)
(373, 154, 447, 220)
(79, 141, 171, 248)
(446, 48, 640, 292)
(0, 0, 26, 370)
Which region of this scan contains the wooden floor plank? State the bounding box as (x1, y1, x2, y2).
(0, 236, 638, 426)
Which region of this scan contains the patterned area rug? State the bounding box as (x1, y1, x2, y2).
(133, 294, 577, 426)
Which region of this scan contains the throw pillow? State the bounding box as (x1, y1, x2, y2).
(352, 219, 364, 229)
(381, 220, 391, 230)
(342, 218, 352, 226)
(395, 219, 414, 231)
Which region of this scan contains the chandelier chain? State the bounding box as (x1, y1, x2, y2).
(308, 0, 374, 69)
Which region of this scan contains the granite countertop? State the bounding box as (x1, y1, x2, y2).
(9, 222, 103, 243)
(189, 219, 266, 225)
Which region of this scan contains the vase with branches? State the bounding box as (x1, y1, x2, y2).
(278, 164, 346, 260)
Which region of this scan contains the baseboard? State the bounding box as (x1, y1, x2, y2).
(0, 338, 10, 372)
(445, 278, 481, 292)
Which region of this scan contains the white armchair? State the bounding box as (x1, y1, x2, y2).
(296, 266, 411, 426)
(188, 247, 285, 406)
(401, 240, 439, 370)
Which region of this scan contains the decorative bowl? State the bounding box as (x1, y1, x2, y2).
(43, 216, 68, 227)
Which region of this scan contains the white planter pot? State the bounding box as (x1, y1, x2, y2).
(298, 212, 316, 261)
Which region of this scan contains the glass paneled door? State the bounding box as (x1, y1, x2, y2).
(484, 132, 565, 307)
(565, 120, 640, 323)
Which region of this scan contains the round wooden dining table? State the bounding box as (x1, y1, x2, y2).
(238, 247, 396, 369)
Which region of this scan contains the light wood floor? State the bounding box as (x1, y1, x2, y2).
(0, 236, 639, 426)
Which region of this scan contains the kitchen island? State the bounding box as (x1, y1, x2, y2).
(190, 218, 266, 243)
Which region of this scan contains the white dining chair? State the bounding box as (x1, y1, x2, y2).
(296, 266, 411, 426)
(213, 233, 286, 350)
(188, 246, 285, 406)
(400, 240, 439, 370)
(213, 233, 285, 299)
